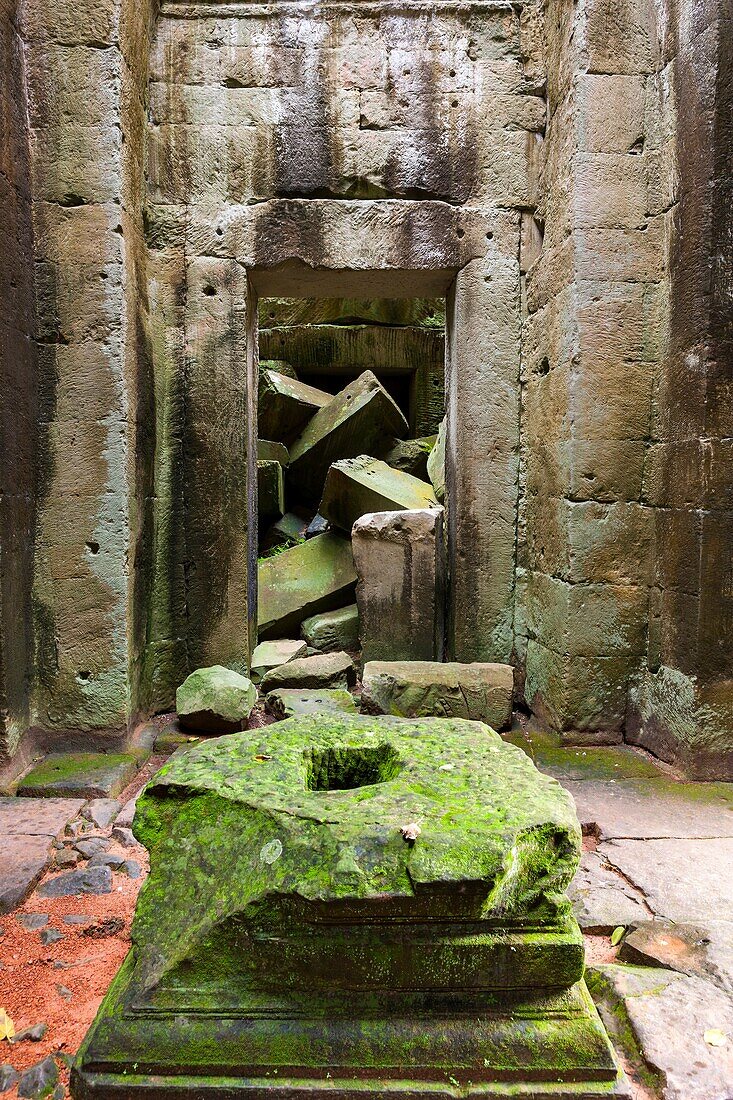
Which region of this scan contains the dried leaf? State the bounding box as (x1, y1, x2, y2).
(0, 1009, 15, 1041)
(400, 823, 421, 841)
(610, 926, 626, 946)
(704, 1029, 727, 1047)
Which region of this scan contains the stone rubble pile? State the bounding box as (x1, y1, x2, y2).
(256, 362, 444, 655)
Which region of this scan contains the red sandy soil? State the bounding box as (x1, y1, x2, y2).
(0, 762, 163, 1094)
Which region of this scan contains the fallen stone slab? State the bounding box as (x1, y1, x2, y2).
(563, 777, 733, 840)
(0, 1065, 19, 1092)
(263, 511, 307, 549)
(566, 851, 649, 932)
(1, 835, 58, 914)
(258, 532, 356, 640)
(361, 661, 514, 731)
(589, 964, 733, 1100)
(305, 513, 329, 538)
(38, 865, 112, 898)
(0, 798, 85, 836)
(17, 913, 50, 931)
(301, 604, 359, 652)
(261, 652, 356, 692)
(265, 688, 358, 720)
(113, 793, 140, 829)
(427, 416, 446, 502)
(257, 460, 285, 524)
(258, 358, 297, 380)
(353, 509, 445, 663)
(176, 665, 256, 734)
(111, 826, 136, 848)
(257, 439, 289, 465)
(598, 837, 733, 923)
(250, 639, 308, 682)
(319, 456, 439, 533)
(618, 919, 733, 994)
(288, 371, 409, 500)
(258, 369, 331, 444)
(383, 435, 437, 479)
(17, 754, 141, 800)
(82, 799, 121, 829)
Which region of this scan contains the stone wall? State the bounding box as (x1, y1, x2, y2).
(0, 0, 731, 777)
(0, 0, 37, 763)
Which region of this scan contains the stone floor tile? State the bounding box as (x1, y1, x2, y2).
(567, 850, 650, 932)
(590, 963, 733, 1099)
(619, 919, 733, 995)
(562, 778, 733, 839)
(0, 797, 85, 835)
(0, 834, 54, 914)
(599, 837, 733, 922)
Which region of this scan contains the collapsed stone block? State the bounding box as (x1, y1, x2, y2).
(176, 665, 256, 733)
(288, 371, 409, 500)
(258, 369, 331, 444)
(73, 714, 628, 1099)
(250, 639, 308, 682)
(319, 455, 439, 533)
(361, 659, 514, 730)
(353, 509, 445, 663)
(383, 435, 437, 479)
(427, 416, 446, 502)
(301, 604, 359, 652)
(260, 651, 356, 691)
(17, 753, 141, 800)
(265, 688, 358, 719)
(257, 439, 289, 465)
(258, 532, 357, 639)
(262, 511, 308, 550)
(257, 460, 284, 525)
(258, 358, 297, 380)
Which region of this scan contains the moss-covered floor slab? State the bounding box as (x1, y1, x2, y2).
(17, 752, 145, 799)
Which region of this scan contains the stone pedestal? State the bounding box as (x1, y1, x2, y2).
(72, 715, 630, 1100)
(353, 508, 445, 664)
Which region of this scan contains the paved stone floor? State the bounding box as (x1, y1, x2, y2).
(1, 727, 732, 1099)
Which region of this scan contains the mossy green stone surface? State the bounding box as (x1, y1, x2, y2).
(17, 752, 142, 799)
(74, 715, 629, 1098)
(130, 714, 580, 988)
(257, 532, 356, 639)
(175, 666, 256, 733)
(319, 455, 439, 533)
(265, 687, 358, 719)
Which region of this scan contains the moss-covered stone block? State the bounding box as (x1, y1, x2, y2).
(17, 752, 142, 799)
(362, 660, 514, 730)
(258, 370, 331, 444)
(288, 371, 409, 501)
(258, 532, 356, 640)
(300, 604, 359, 652)
(319, 455, 439, 533)
(265, 687, 358, 719)
(73, 714, 628, 1098)
(176, 666, 256, 733)
(256, 460, 284, 525)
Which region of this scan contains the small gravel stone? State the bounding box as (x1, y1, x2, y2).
(38, 865, 112, 898)
(121, 859, 142, 879)
(17, 1056, 58, 1099)
(0, 1064, 19, 1092)
(111, 826, 136, 848)
(54, 850, 80, 868)
(39, 928, 64, 946)
(55, 985, 73, 1001)
(17, 914, 49, 931)
(12, 1023, 48, 1043)
(74, 837, 109, 859)
(88, 852, 125, 870)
